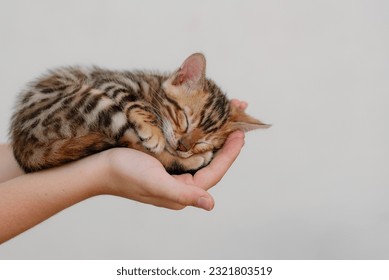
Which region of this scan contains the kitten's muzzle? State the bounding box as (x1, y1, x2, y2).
(177, 140, 191, 152)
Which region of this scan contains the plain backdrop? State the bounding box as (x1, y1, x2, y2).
(0, 0, 388, 259)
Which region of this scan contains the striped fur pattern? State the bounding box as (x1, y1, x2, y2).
(10, 53, 268, 174)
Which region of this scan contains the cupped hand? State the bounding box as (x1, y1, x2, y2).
(101, 130, 244, 211)
(98, 99, 248, 211)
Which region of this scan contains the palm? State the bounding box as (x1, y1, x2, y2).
(104, 129, 244, 210)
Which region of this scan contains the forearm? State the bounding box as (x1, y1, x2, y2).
(0, 154, 105, 244)
(0, 144, 24, 183)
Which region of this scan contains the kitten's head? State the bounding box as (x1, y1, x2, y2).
(160, 53, 269, 172)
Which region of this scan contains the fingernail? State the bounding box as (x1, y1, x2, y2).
(197, 197, 212, 211)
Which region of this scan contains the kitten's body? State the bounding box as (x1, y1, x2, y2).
(10, 53, 268, 174)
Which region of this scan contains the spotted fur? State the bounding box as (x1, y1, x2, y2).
(10, 53, 268, 174)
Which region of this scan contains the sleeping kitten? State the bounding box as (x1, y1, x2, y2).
(10, 53, 269, 174)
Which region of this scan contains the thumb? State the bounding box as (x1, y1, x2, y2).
(155, 176, 215, 211)
(174, 183, 215, 211)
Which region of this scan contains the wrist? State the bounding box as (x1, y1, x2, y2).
(70, 152, 111, 198)
(84, 149, 123, 197)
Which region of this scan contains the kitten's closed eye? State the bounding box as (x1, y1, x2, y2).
(176, 110, 189, 133)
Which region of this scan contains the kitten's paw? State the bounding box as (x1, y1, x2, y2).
(180, 151, 213, 171)
(137, 125, 165, 154)
(160, 150, 214, 174)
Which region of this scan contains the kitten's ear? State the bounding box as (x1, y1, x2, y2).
(172, 53, 206, 89)
(229, 105, 271, 132)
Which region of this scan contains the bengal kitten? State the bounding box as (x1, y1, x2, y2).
(10, 53, 269, 174)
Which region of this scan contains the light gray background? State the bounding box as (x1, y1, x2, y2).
(0, 0, 388, 259)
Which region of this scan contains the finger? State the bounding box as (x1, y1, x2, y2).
(150, 175, 215, 211)
(144, 197, 187, 210)
(230, 99, 248, 111)
(171, 183, 215, 211)
(194, 130, 245, 190)
(240, 101, 248, 110)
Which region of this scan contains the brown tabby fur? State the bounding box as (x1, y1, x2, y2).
(10, 53, 269, 174)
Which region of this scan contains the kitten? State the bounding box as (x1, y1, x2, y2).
(10, 53, 269, 174)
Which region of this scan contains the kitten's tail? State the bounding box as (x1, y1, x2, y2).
(13, 133, 116, 172)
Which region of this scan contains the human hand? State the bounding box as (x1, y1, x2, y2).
(97, 99, 248, 211)
(99, 130, 244, 211)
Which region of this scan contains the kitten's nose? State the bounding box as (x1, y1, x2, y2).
(177, 140, 190, 152)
